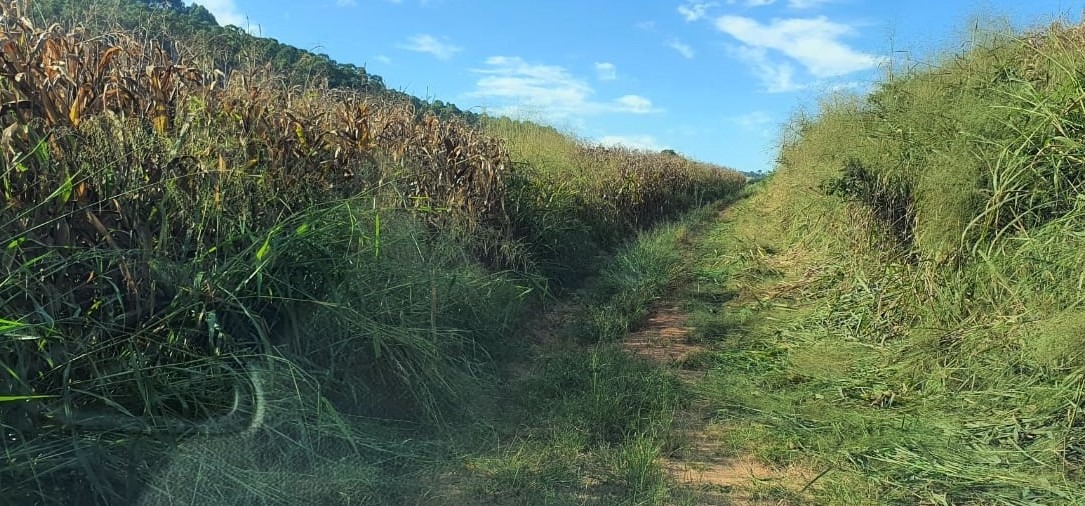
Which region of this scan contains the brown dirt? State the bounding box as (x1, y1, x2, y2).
(622, 305, 699, 364)
(662, 419, 813, 505)
(622, 301, 813, 504)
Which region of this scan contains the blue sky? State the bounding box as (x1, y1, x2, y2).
(188, 0, 1077, 172)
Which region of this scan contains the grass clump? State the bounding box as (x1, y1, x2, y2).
(526, 345, 684, 445)
(577, 225, 687, 342)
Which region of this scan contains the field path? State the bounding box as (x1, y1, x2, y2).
(622, 205, 816, 505)
(624, 306, 812, 505)
(422, 197, 831, 505)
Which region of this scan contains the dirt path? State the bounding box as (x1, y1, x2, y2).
(433, 202, 821, 505)
(621, 212, 814, 504)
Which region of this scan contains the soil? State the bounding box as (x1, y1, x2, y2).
(622, 301, 813, 504)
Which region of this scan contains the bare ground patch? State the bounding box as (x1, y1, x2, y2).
(622, 305, 699, 365)
(623, 301, 814, 504)
(663, 419, 813, 505)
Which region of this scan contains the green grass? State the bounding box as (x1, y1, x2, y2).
(575, 221, 691, 342)
(438, 203, 730, 506)
(740, 21, 1085, 503)
(458, 345, 681, 505)
(1, 194, 531, 504)
(680, 153, 1085, 503)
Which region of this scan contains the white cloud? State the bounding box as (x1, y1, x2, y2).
(678, 2, 717, 22)
(729, 45, 804, 93)
(471, 56, 591, 116)
(788, 0, 832, 8)
(595, 62, 617, 81)
(597, 135, 668, 151)
(397, 34, 462, 60)
(668, 40, 695, 59)
(733, 110, 773, 130)
(827, 81, 866, 92)
(375, 55, 392, 64)
(186, 0, 247, 28)
(727, 0, 828, 7)
(732, 111, 778, 138)
(468, 56, 659, 122)
(615, 95, 657, 113)
(335, 0, 357, 6)
(715, 15, 884, 87)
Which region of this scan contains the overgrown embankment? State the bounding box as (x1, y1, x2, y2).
(0, 2, 745, 504)
(703, 18, 1085, 504)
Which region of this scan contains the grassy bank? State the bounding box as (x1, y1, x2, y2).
(671, 17, 1085, 505)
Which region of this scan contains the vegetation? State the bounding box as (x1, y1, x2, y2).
(488, 117, 740, 281)
(450, 215, 709, 505)
(28, 0, 479, 119)
(0, 1, 744, 504)
(15, 0, 1085, 503)
(671, 17, 1085, 504)
(443, 12, 1085, 505)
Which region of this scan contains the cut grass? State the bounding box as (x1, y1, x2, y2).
(728, 15, 1085, 504)
(680, 184, 1085, 504)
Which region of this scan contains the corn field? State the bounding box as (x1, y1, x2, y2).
(0, 0, 516, 322)
(0, 2, 747, 502)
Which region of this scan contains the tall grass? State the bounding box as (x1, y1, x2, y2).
(747, 15, 1085, 503)
(485, 116, 745, 283)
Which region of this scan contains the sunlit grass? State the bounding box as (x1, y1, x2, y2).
(689, 21, 1085, 498)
